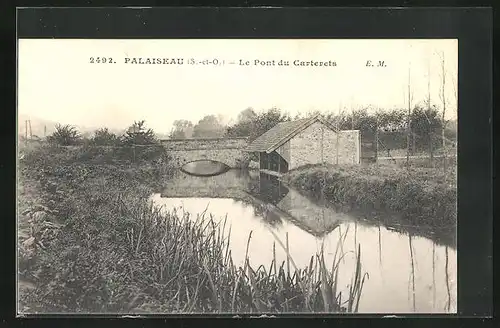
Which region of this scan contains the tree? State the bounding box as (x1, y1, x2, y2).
(375, 108, 407, 132)
(169, 129, 186, 139)
(410, 105, 442, 151)
(305, 109, 322, 118)
(406, 65, 414, 166)
(121, 120, 158, 145)
(47, 124, 81, 146)
(438, 51, 449, 172)
(169, 120, 193, 139)
(192, 115, 225, 138)
(324, 108, 379, 136)
(118, 120, 165, 162)
(90, 128, 119, 146)
(237, 107, 257, 123)
(426, 58, 434, 164)
(225, 107, 292, 141)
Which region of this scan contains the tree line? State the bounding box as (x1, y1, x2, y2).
(42, 104, 457, 156)
(170, 105, 457, 153)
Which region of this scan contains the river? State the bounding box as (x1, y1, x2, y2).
(150, 167, 457, 314)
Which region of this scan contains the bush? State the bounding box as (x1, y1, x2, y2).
(121, 120, 158, 146)
(90, 128, 119, 146)
(46, 124, 82, 146)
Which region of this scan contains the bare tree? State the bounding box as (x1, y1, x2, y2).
(426, 58, 434, 166)
(450, 69, 458, 144)
(406, 64, 414, 167)
(451, 72, 458, 111)
(438, 51, 448, 173)
(336, 102, 342, 165)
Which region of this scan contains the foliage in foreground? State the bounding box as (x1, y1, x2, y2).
(18, 145, 367, 314)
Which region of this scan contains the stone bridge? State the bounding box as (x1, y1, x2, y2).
(160, 137, 249, 168)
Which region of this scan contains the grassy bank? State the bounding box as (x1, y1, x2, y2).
(281, 163, 457, 239)
(18, 144, 367, 314)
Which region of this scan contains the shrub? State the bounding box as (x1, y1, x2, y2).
(90, 128, 119, 146)
(46, 124, 82, 146)
(121, 120, 158, 146)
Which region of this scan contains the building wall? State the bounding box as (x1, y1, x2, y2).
(275, 140, 291, 163)
(338, 130, 361, 165)
(288, 121, 360, 170)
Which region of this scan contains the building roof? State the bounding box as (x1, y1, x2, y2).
(245, 115, 338, 153)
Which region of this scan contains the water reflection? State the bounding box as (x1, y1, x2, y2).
(408, 234, 416, 312)
(181, 160, 230, 177)
(151, 169, 457, 313)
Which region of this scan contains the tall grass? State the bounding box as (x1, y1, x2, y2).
(22, 193, 367, 313)
(18, 144, 367, 314)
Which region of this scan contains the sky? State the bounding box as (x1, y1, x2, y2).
(18, 39, 458, 134)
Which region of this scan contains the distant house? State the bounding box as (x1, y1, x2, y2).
(244, 115, 361, 174)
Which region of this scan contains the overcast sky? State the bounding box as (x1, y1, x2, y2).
(18, 39, 457, 134)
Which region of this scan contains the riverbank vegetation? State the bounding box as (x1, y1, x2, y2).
(18, 123, 367, 314)
(281, 162, 457, 246)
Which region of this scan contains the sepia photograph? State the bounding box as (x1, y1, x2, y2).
(17, 39, 457, 315)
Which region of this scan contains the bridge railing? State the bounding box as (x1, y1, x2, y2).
(160, 137, 250, 151)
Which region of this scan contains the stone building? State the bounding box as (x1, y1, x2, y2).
(244, 115, 360, 173)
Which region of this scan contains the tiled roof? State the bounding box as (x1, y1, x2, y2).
(245, 115, 336, 153)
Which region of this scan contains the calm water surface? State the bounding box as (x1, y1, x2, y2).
(150, 166, 457, 314)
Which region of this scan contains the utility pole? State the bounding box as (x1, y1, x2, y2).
(25, 120, 28, 141)
(28, 120, 32, 139)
